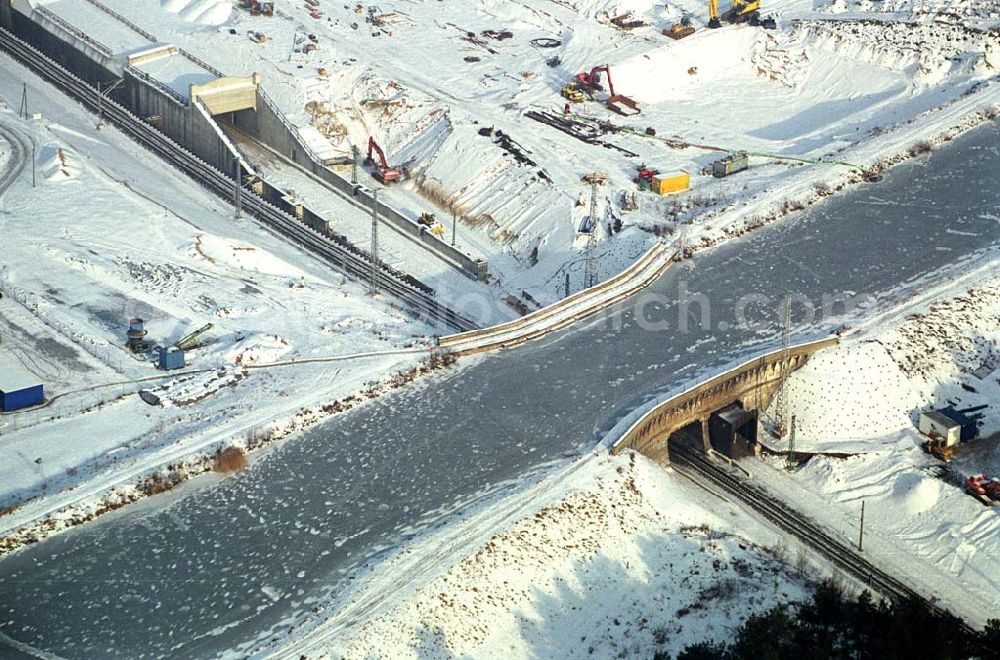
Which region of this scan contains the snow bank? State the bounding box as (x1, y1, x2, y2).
(193, 234, 307, 278)
(769, 341, 922, 451)
(768, 276, 999, 452)
(334, 453, 808, 660)
(160, 0, 231, 26)
(614, 28, 762, 104)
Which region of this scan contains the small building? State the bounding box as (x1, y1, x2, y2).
(918, 410, 970, 447)
(713, 152, 749, 178)
(651, 171, 690, 195)
(0, 370, 44, 412)
(157, 346, 186, 371)
(937, 407, 978, 443)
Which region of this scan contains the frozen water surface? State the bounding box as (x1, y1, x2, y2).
(1, 123, 998, 658)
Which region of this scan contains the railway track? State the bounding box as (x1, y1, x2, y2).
(0, 27, 478, 332)
(669, 441, 979, 636)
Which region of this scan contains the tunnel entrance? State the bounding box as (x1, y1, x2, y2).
(667, 420, 705, 458)
(709, 403, 758, 459)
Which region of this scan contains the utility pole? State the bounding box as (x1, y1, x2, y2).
(96, 79, 123, 130)
(858, 500, 866, 552)
(31, 142, 36, 188)
(451, 211, 457, 247)
(776, 293, 792, 438)
(582, 173, 605, 289)
(564, 271, 570, 299)
(233, 157, 242, 218)
(19, 83, 27, 120)
(370, 190, 380, 296)
(786, 414, 797, 470)
(97, 81, 103, 130)
(351, 144, 359, 186)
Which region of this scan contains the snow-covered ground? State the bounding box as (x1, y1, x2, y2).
(753, 267, 1000, 625)
(1, 0, 998, 646)
(83, 0, 1000, 303)
(0, 62, 440, 553)
(306, 451, 811, 660)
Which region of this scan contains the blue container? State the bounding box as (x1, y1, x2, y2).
(157, 346, 186, 371)
(0, 384, 44, 412)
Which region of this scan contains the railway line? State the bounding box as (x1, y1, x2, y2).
(669, 438, 978, 636)
(0, 26, 478, 332)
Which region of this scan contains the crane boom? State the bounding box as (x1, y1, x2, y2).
(708, 0, 720, 28)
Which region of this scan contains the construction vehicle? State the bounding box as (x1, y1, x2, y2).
(561, 82, 585, 103)
(248, 30, 267, 44)
(634, 166, 659, 191)
(664, 16, 695, 40)
(418, 212, 446, 237)
(242, 0, 274, 16)
(175, 323, 214, 351)
(708, 0, 775, 28)
(365, 137, 402, 184)
(573, 65, 640, 116)
(922, 433, 955, 462)
(966, 474, 1000, 506)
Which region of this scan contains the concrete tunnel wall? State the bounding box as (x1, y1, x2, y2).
(2, 3, 119, 88)
(611, 337, 840, 465)
(122, 70, 236, 174)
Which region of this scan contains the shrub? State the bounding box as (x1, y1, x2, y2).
(213, 446, 247, 473)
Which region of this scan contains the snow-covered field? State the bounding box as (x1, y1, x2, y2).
(81, 0, 1000, 305)
(0, 64, 438, 553)
(309, 451, 811, 660)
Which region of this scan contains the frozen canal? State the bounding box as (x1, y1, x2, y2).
(1, 122, 999, 658)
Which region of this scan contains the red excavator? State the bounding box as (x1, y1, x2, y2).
(366, 137, 402, 184)
(573, 64, 640, 116)
(966, 474, 1000, 506)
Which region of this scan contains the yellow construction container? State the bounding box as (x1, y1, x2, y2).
(652, 171, 690, 195)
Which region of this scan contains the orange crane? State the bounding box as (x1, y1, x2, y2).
(366, 137, 402, 184)
(573, 64, 639, 116)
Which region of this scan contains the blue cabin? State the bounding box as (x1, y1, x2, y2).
(0, 370, 44, 412)
(157, 346, 186, 371)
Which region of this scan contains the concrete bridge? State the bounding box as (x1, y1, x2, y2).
(611, 337, 839, 464)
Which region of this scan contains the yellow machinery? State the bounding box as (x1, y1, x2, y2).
(418, 212, 446, 237)
(709, 0, 763, 28)
(561, 82, 585, 103)
(664, 16, 695, 40)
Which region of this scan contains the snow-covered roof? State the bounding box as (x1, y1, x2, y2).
(34, 0, 152, 57)
(0, 355, 43, 393)
(920, 410, 961, 429)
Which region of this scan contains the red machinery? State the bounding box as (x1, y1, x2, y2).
(574, 64, 639, 116)
(366, 137, 402, 184)
(634, 165, 659, 191)
(966, 474, 1000, 506)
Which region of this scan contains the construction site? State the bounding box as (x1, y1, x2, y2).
(47, 0, 992, 313)
(0, 0, 998, 658)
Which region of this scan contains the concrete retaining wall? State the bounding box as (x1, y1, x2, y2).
(227, 91, 488, 280)
(121, 70, 235, 173)
(439, 241, 677, 356)
(4, 4, 118, 86)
